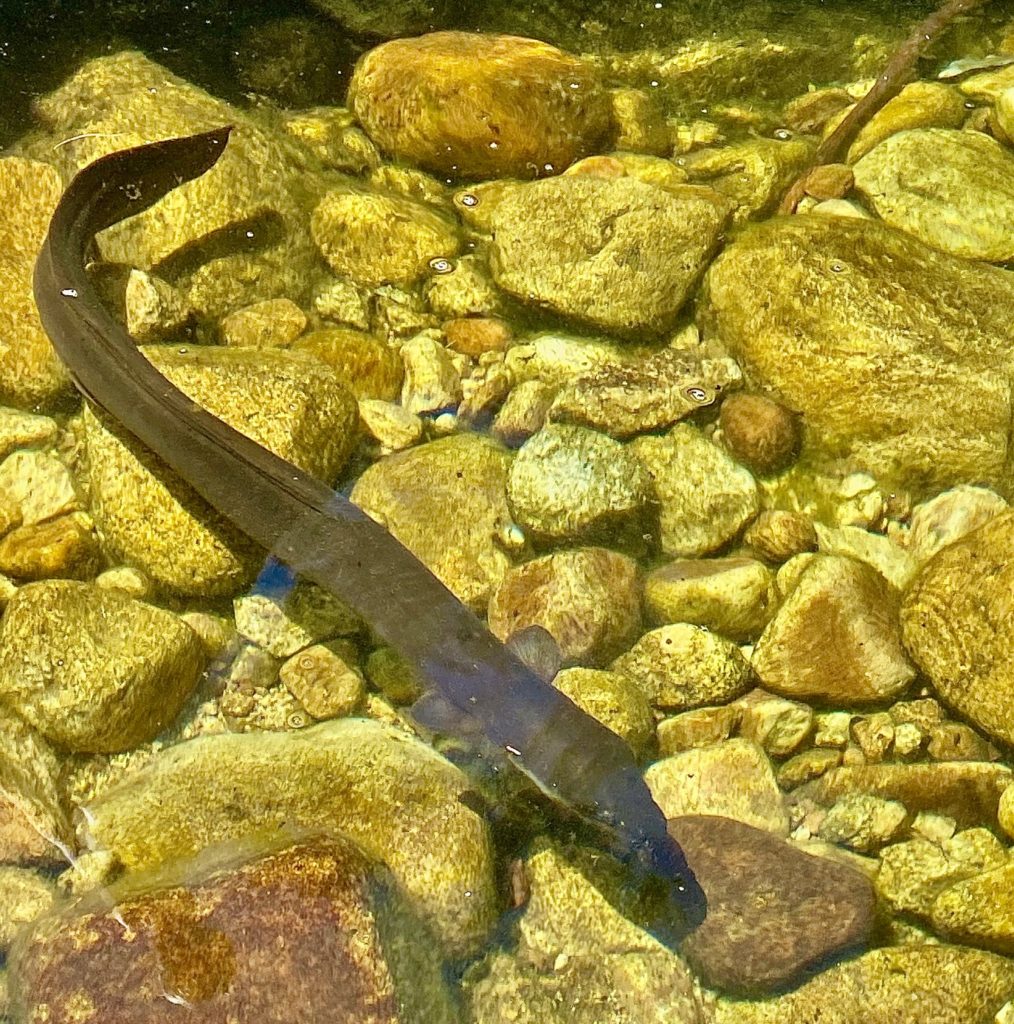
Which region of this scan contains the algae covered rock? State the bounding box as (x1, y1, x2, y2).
(349, 32, 612, 179)
(488, 176, 730, 336)
(902, 511, 1014, 748)
(852, 129, 1014, 261)
(79, 718, 496, 957)
(85, 344, 358, 598)
(291, 327, 404, 401)
(351, 433, 513, 612)
(0, 581, 204, 753)
(752, 554, 915, 704)
(700, 214, 1014, 497)
(711, 945, 1014, 1024)
(552, 668, 655, 760)
(10, 838, 457, 1024)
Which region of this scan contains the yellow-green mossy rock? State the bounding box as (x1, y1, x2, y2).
(0, 866, 56, 951)
(311, 189, 461, 288)
(711, 945, 1014, 1024)
(0, 581, 204, 753)
(552, 668, 655, 760)
(752, 554, 915, 704)
(487, 546, 642, 667)
(85, 345, 358, 597)
(932, 861, 1014, 955)
(489, 176, 730, 336)
(349, 32, 612, 179)
(9, 838, 457, 1024)
(699, 215, 1014, 497)
(901, 510, 1014, 747)
(291, 326, 403, 400)
(80, 718, 496, 957)
(0, 158, 71, 409)
(351, 433, 513, 612)
(852, 129, 1014, 261)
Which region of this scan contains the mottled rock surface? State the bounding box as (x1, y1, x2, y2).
(10, 839, 457, 1024)
(351, 433, 513, 611)
(79, 719, 496, 957)
(671, 815, 875, 995)
(0, 581, 204, 753)
(489, 176, 729, 336)
(700, 215, 1014, 496)
(552, 668, 655, 759)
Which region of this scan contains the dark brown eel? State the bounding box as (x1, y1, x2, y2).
(32, 126, 706, 936)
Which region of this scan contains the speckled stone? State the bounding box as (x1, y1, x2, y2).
(700, 215, 1014, 496)
(488, 547, 641, 667)
(0, 450, 80, 527)
(932, 861, 1014, 955)
(0, 157, 71, 408)
(504, 332, 641, 390)
(349, 32, 611, 179)
(351, 433, 513, 612)
(816, 794, 908, 854)
(904, 485, 1008, 566)
(219, 297, 308, 349)
(645, 738, 789, 835)
(719, 393, 799, 475)
(735, 689, 813, 758)
(488, 176, 730, 336)
(711, 945, 1014, 1024)
(0, 512, 101, 582)
(657, 705, 739, 755)
(853, 129, 1014, 261)
(399, 331, 463, 415)
(611, 623, 752, 712)
(80, 718, 496, 957)
(279, 642, 365, 720)
(630, 424, 759, 558)
(291, 326, 403, 400)
(84, 344, 358, 598)
(9, 838, 457, 1024)
(0, 412, 58, 465)
(0, 867, 56, 951)
(0, 581, 204, 753)
(753, 555, 915, 704)
(671, 815, 875, 995)
(507, 423, 653, 549)
(744, 510, 818, 563)
(553, 668, 655, 760)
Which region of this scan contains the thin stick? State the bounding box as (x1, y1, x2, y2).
(778, 0, 993, 214)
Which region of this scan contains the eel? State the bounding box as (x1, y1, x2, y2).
(32, 126, 706, 935)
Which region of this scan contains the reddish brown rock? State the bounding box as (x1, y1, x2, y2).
(719, 392, 799, 476)
(671, 814, 876, 996)
(9, 838, 456, 1023)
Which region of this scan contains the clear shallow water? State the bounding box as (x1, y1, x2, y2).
(1, 0, 1014, 1019)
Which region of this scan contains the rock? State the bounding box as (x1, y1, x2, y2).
(851, 712, 895, 763)
(719, 393, 800, 476)
(998, 88, 1014, 141)
(776, 748, 843, 790)
(351, 433, 513, 611)
(552, 668, 655, 760)
(0, 867, 56, 950)
(0, 512, 101, 582)
(711, 945, 1014, 1024)
(0, 581, 204, 753)
(752, 555, 915, 704)
(671, 815, 876, 995)
(901, 511, 1014, 747)
(644, 556, 775, 642)
(348, 32, 612, 179)
(0, 409, 58, 462)
(399, 332, 463, 415)
(816, 794, 908, 854)
(279, 643, 365, 720)
(290, 327, 403, 402)
(845, 81, 967, 162)
(927, 722, 992, 763)
(0, 157, 71, 408)
(79, 718, 496, 957)
(444, 317, 512, 357)
(548, 347, 738, 439)
(84, 345, 358, 597)
(0, 708, 74, 865)
(700, 215, 1014, 497)
(311, 189, 461, 288)
(932, 861, 1014, 955)
(30, 51, 327, 318)
(877, 828, 1008, 918)
(465, 840, 699, 1023)
(424, 254, 505, 320)
(611, 623, 752, 712)
(122, 268, 191, 343)
(491, 380, 556, 448)
(645, 739, 789, 834)
(281, 107, 381, 175)
(630, 424, 760, 558)
(735, 690, 813, 758)
(488, 547, 641, 667)
(219, 297, 308, 349)
(358, 399, 424, 455)
(744, 510, 818, 563)
(793, 763, 1012, 832)
(507, 423, 653, 550)
(9, 838, 457, 1024)
(0, 450, 79, 527)
(489, 175, 729, 336)
(503, 331, 638, 390)
(904, 485, 1008, 566)
(783, 88, 852, 134)
(852, 129, 1014, 261)
(814, 523, 918, 592)
(657, 706, 739, 755)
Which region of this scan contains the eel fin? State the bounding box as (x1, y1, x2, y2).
(506, 625, 562, 683)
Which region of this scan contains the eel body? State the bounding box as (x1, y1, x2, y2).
(32, 126, 706, 933)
